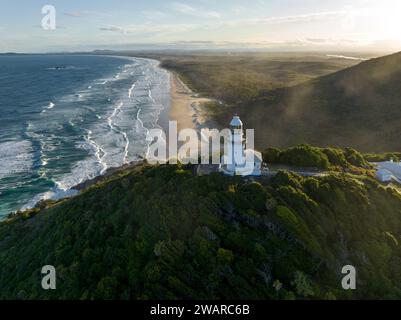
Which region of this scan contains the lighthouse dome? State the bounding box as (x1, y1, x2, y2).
(230, 116, 243, 127)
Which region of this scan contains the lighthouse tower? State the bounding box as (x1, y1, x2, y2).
(227, 115, 246, 172)
(219, 115, 264, 176)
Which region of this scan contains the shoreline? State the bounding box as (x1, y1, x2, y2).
(1, 55, 163, 218)
(168, 71, 215, 132)
(71, 70, 217, 200)
(1, 56, 215, 219)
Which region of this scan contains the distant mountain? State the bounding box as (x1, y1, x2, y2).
(233, 51, 401, 152)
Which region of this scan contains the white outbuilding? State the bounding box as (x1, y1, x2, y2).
(374, 159, 401, 183)
(376, 168, 393, 182)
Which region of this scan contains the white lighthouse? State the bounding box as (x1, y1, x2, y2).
(219, 115, 263, 176)
(227, 115, 246, 172)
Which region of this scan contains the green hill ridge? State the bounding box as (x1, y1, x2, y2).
(1, 148, 401, 299)
(228, 51, 401, 152)
(153, 51, 401, 152)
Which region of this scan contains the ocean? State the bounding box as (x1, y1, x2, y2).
(0, 54, 170, 217)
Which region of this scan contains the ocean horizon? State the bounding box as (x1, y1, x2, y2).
(0, 54, 170, 217)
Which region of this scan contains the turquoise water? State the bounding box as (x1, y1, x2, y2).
(0, 54, 170, 217)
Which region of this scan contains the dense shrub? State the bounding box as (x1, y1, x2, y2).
(364, 152, 401, 162)
(263, 144, 372, 171)
(1, 163, 401, 299)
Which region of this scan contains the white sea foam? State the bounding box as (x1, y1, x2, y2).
(41, 102, 55, 113)
(106, 101, 130, 164)
(7, 57, 171, 215)
(136, 108, 145, 130)
(85, 129, 108, 174)
(107, 101, 123, 130)
(21, 187, 79, 211)
(0, 140, 34, 180)
(26, 123, 60, 170)
(53, 150, 103, 191)
(148, 89, 155, 102)
(52, 132, 109, 191)
(128, 82, 136, 99)
(121, 131, 129, 164)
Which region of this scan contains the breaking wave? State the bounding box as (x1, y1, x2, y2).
(0, 55, 171, 216)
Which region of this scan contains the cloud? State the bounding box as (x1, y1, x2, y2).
(306, 38, 327, 43)
(63, 11, 82, 18)
(99, 23, 198, 37)
(264, 11, 346, 24)
(141, 10, 170, 20)
(164, 38, 370, 51)
(304, 38, 358, 45)
(96, 10, 349, 43)
(82, 10, 112, 18)
(64, 10, 114, 21)
(219, 11, 347, 29)
(99, 25, 128, 33)
(171, 2, 220, 18)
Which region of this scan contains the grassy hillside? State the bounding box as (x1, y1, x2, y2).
(1, 155, 401, 299)
(263, 144, 372, 172)
(135, 51, 399, 153)
(158, 53, 359, 104)
(106, 51, 359, 104)
(229, 51, 401, 152)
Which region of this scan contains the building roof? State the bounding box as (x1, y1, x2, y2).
(245, 149, 263, 163)
(230, 116, 243, 127)
(377, 168, 392, 175)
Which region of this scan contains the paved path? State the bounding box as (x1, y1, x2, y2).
(261, 169, 328, 178)
(195, 164, 328, 178)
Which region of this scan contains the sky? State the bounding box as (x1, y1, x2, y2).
(1, 0, 401, 52)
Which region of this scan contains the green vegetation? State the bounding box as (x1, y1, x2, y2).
(228, 52, 401, 152)
(158, 53, 357, 105)
(364, 152, 401, 163)
(119, 52, 358, 105)
(1, 159, 401, 300)
(263, 144, 372, 171)
(129, 51, 400, 153)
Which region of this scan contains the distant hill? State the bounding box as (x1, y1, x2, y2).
(1, 152, 401, 299)
(157, 53, 359, 104)
(132, 51, 395, 152)
(230, 51, 401, 152)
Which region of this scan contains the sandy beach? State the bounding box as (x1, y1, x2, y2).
(169, 72, 213, 132)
